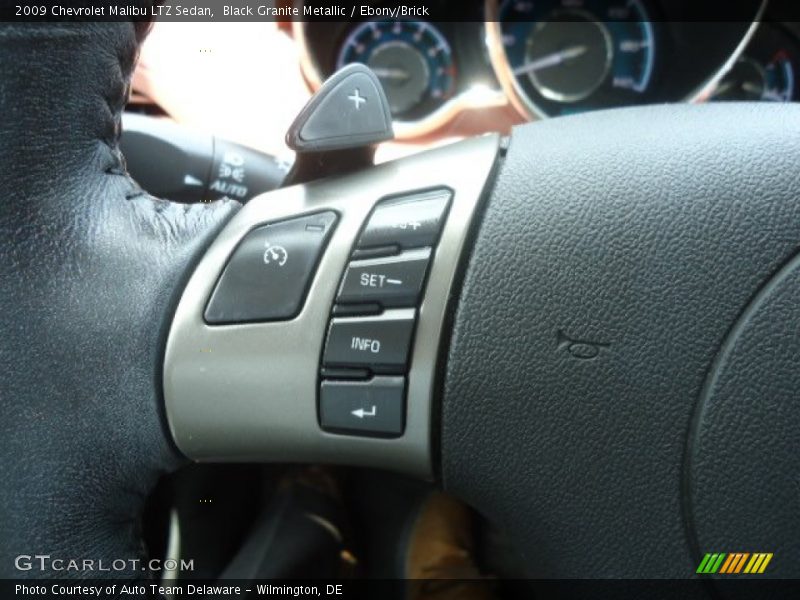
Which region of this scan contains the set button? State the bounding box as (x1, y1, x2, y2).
(336, 248, 431, 308)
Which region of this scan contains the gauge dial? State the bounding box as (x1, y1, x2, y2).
(519, 14, 613, 103)
(499, 0, 655, 117)
(337, 21, 456, 119)
(713, 24, 798, 103)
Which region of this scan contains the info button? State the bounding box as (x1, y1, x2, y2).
(322, 309, 415, 372)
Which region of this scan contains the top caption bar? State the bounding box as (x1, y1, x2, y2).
(0, 0, 794, 23)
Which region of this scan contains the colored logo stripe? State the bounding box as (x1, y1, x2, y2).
(697, 553, 726, 574)
(697, 552, 773, 574)
(719, 553, 749, 574)
(744, 553, 773, 574)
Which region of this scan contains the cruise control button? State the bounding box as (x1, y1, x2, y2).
(358, 188, 451, 250)
(323, 309, 415, 371)
(337, 248, 431, 308)
(205, 212, 337, 324)
(319, 377, 405, 437)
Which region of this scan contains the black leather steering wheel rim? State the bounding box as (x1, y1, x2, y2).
(0, 20, 238, 579)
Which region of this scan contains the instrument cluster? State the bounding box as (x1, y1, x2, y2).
(295, 0, 797, 139)
(296, 14, 492, 138)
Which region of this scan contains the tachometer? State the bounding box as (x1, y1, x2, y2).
(496, 0, 656, 117)
(337, 21, 457, 119)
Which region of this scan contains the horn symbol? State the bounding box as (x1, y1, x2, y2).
(556, 329, 610, 360)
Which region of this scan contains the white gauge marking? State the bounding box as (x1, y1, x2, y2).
(620, 39, 649, 53)
(371, 67, 412, 81)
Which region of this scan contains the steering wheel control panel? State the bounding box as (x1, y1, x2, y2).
(163, 135, 499, 478)
(319, 189, 452, 437)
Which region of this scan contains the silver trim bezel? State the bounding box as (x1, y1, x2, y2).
(163, 135, 500, 479)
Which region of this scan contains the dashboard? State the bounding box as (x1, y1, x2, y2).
(130, 0, 800, 154)
(293, 0, 800, 139)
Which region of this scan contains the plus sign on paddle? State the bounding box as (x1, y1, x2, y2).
(285, 64, 394, 153)
(348, 88, 367, 109)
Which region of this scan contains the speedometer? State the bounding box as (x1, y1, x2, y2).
(494, 0, 656, 117)
(337, 21, 457, 119)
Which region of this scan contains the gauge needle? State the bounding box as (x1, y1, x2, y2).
(711, 80, 762, 98)
(742, 82, 764, 95)
(710, 80, 735, 98)
(512, 45, 589, 76)
(371, 67, 411, 82)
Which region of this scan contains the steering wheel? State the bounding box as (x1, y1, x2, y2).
(2, 17, 798, 595)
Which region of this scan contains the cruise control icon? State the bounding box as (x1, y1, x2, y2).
(263, 242, 288, 267)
